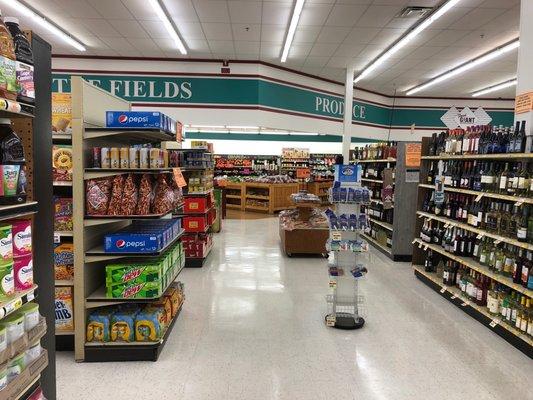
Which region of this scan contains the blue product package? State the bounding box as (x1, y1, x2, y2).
(104, 232, 163, 253)
(334, 164, 361, 183)
(106, 111, 167, 131)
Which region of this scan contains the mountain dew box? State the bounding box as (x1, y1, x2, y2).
(106, 261, 163, 286)
(106, 280, 162, 299)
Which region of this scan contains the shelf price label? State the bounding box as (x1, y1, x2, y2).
(440, 287, 446, 294)
(332, 232, 342, 241)
(329, 280, 337, 288)
(489, 319, 500, 328)
(451, 294, 457, 299)
(474, 193, 483, 202)
(27, 292, 35, 302)
(54, 233, 61, 244)
(326, 315, 336, 327)
(172, 168, 187, 188)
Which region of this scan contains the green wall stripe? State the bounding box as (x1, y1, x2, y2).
(185, 132, 376, 143)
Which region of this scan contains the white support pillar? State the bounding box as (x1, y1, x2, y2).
(515, 0, 533, 150)
(342, 65, 355, 162)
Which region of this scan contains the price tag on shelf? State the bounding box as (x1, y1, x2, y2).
(476, 234, 483, 239)
(461, 302, 467, 307)
(451, 294, 457, 299)
(411, 239, 417, 245)
(329, 280, 337, 289)
(418, 214, 424, 219)
(489, 319, 500, 328)
(172, 167, 187, 188)
(474, 193, 483, 202)
(54, 233, 61, 244)
(4, 298, 22, 315)
(418, 242, 423, 249)
(423, 244, 428, 250)
(326, 315, 336, 327)
(332, 232, 342, 241)
(494, 239, 501, 245)
(440, 287, 446, 294)
(515, 201, 523, 207)
(27, 292, 35, 302)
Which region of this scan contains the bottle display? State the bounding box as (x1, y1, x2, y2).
(351, 142, 397, 161)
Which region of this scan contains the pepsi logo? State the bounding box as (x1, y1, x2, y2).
(116, 239, 126, 248)
(118, 115, 128, 123)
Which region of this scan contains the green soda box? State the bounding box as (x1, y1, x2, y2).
(106, 280, 163, 299)
(105, 262, 163, 286)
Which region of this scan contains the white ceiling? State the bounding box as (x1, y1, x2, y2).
(2, 0, 520, 97)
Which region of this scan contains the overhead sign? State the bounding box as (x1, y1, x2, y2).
(440, 106, 492, 129)
(515, 92, 533, 114)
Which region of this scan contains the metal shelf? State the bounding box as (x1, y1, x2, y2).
(353, 158, 396, 163)
(413, 266, 532, 358)
(84, 168, 173, 179)
(0, 286, 37, 320)
(418, 183, 533, 205)
(0, 201, 38, 222)
(421, 153, 533, 160)
(84, 127, 175, 141)
(413, 239, 532, 297)
(416, 211, 533, 251)
(368, 217, 393, 231)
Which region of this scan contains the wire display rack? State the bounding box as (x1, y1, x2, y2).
(324, 167, 370, 330)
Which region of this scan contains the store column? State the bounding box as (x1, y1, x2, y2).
(515, 0, 533, 150)
(341, 66, 355, 161)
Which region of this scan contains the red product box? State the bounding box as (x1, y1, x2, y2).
(183, 215, 208, 232)
(184, 196, 212, 213)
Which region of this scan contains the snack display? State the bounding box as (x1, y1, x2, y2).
(55, 287, 74, 332)
(52, 145, 73, 182)
(279, 208, 328, 231)
(54, 243, 73, 281)
(53, 197, 73, 231)
(135, 174, 152, 215)
(169, 149, 214, 169)
(324, 209, 369, 231)
(106, 174, 124, 216)
(86, 282, 184, 344)
(85, 177, 112, 215)
(119, 174, 138, 215)
(290, 191, 320, 204)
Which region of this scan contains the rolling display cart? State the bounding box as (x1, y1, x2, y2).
(324, 165, 369, 330)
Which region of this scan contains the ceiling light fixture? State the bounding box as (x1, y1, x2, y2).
(148, 0, 187, 55)
(280, 0, 305, 62)
(472, 78, 517, 97)
(0, 0, 86, 51)
(406, 39, 519, 95)
(354, 0, 462, 84)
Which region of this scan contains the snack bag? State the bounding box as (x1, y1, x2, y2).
(152, 296, 172, 326)
(86, 308, 113, 342)
(119, 174, 138, 215)
(55, 287, 74, 332)
(54, 243, 74, 281)
(52, 145, 73, 182)
(135, 174, 152, 215)
(135, 306, 166, 342)
(110, 309, 138, 342)
(86, 177, 112, 215)
(107, 174, 125, 216)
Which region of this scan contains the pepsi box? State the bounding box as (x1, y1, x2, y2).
(104, 232, 163, 253)
(106, 111, 169, 131)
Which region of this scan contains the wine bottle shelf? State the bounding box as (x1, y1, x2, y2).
(370, 199, 394, 208)
(418, 183, 533, 205)
(422, 153, 533, 160)
(413, 238, 532, 297)
(413, 265, 533, 358)
(353, 158, 396, 163)
(360, 233, 391, 256)
(368, 217, 393, 231)
(416, 211, 533, 251)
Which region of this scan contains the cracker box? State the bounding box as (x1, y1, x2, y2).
(52, 93, 72, 135)
(55, 287, 74, 332)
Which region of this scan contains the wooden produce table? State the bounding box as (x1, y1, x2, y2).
(244, 182, 299, 214)
(279, 200, 329, 256)
(308, 181, 333, 205)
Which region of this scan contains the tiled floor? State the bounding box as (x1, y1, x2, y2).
(56, 217, 531, 400)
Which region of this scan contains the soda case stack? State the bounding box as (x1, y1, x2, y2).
(106, 111, 178, 135)
(324, 164, 369, 329)
(0, 12, 34, 105)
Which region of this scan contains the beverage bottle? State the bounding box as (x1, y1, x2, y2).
(517, 121, 526, 153)
(4, 17, 34, 104)
(0, 10, 16, 100)
(0, 118, 27, 204)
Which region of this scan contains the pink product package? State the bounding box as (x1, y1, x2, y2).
(14, 255, 33, 290)
(12, 219, 32, 257)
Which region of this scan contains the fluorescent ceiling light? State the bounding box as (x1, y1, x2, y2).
(354, 0, 461, 83)
(280, 0, 305, 62)
(0, 0, 86, 51)
(472, 78, 517, 97)
(148, 0, 187, 55)
(406, 39, 519, 95)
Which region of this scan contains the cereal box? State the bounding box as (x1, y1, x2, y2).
(54, 243, 74, 281)
(52, 93, 72, 135)
(55, 287, 74, 332)
(54, 197, 73, 232)
(52, 146, 73, 182)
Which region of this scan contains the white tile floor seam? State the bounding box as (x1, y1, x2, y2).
(56, 217, 532, 400)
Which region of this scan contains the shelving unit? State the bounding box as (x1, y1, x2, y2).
(214, 154, 280, 177)
(412, 136, 533, 358)
(308, 181, 333, 205)
(244, 182, 299, 213)
(0, 31, 55, 398)
(71, 77, 185, 362)
(281, 148, 310, 182)
(353, 142, 418, 261)
(309, 153, 337, 181)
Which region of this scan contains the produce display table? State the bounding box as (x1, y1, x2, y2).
(308, 181, 333, 205)
(225, 182, 299, 213)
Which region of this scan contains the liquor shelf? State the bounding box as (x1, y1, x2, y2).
(418, 183, 533, 205)
(353, 158, 396, 163)
(416, 211, 533, 251)
(361, 178, 384, 184)
(368, 217, 393, 231)
(413, 238, 531, 297)
(361, 233, 391, 256)
(422, 153, 533, 160)
(413, 266, 532, 358)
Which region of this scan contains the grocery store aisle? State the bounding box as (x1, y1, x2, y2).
(56, 217, 530, 400)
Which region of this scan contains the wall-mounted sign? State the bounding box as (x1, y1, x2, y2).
(440, 106, 492, 129)
(515, 92, 533, 114)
